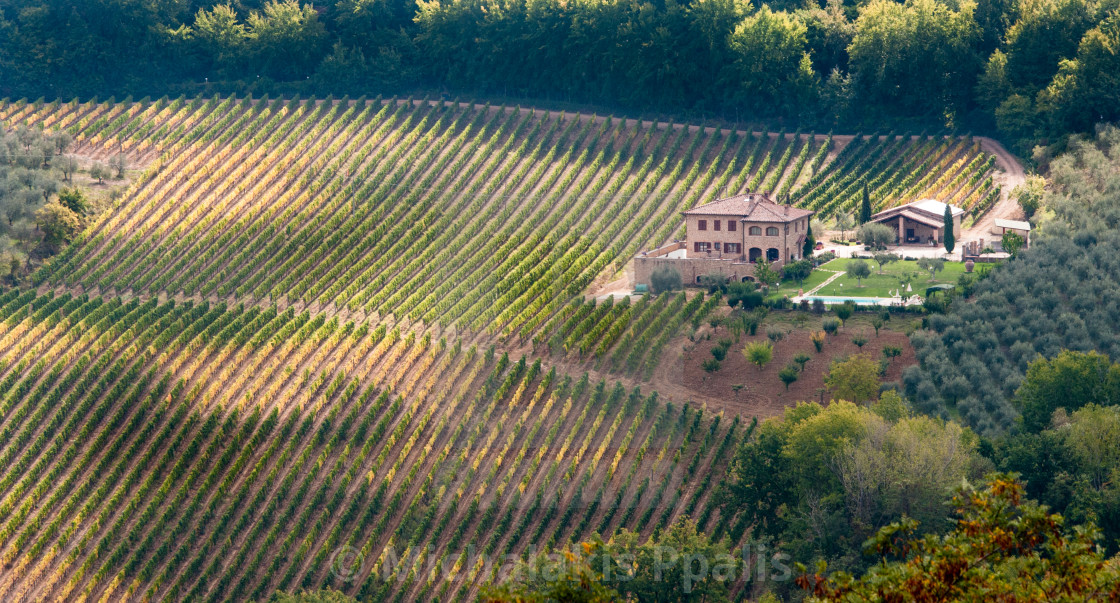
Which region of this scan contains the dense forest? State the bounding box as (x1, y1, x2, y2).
(0, 0, 1117, 153)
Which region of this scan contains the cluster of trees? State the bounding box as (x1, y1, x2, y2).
(803, 474, 1120, 601)
(488, 474, 1120, 601)
(1, 0, 1116, 150)
(0, 126, 92, 277)
(902, 125, 1120, 434)
(716, 398, 989, 594)
(485, 517, 736, 602)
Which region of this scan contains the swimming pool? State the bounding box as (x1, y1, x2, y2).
(799, 295, 902, 306)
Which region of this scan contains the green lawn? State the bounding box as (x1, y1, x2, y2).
(812, 257, 967, 297)
(772, 268, 836, 298)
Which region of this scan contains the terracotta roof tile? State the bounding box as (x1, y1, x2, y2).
(683, 193, 813, 222)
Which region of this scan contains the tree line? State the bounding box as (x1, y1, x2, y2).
(0, 0, 1116, 153)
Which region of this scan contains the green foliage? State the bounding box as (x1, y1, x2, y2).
(1002, 230, 1025, 256)
(943, 203, 955, 254)
(57, 188, 88, 215)
(803, 221, 816, 258)
(489, 518, 734, 602)
(916, 257, 945, 278)
(766, 325, 786, 344)
(800, 475, 1120, 602)
(848, 0, 981, 118)
(846, 260, 870, 286)
(483, 540, 621, 602)
(859, 183, 872, 224)
(650, 266, 682, 294)
(793, 351, 811, 369)
(1016, 350, 1120, 433)
(782, 259, 813, 285)
(826, 354, 880, 403)
(779, 363, 800, 390)
(851, 332, 868, 349)
(871, 389, 910, 422)
(822, 317, 840, 335)
(754, 258, 781, 288)
(699, 273, 728, 293)
(265, 590, 358, 603)
(727, 6, 818, 115)
(702, 357, 722, 373)
(743, 340, 773, 370)
(835, 301, 855, 325)
(35, 200, 82, 247)
(871, 316, 883, 335)
(858, 223, 893, 250)
(721, 401, 982, 579)
(1013, 174, 1046, 218)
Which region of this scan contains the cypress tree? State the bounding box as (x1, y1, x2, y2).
(859, 183, 872, 224)
(803, 221, 815, 258)
(943, 203, 955, 254)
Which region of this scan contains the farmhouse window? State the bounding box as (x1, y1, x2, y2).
(714, 220, 721, 231)
(728, 221, 736, 232)
(693, 242, 712, 253)
(766, 227, 779, 236)
(725, 243, 741, 254)
(698, 220, 707, 231)
(749, 226, 762, 236)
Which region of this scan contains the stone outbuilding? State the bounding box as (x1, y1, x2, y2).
(869, 199, 964, 246)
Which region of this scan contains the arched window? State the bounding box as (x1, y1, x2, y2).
(748, 248, 763, 263)
(749, 226, 762, 236)
(766, 227, 779, 236)
(767, 248, 780, 261)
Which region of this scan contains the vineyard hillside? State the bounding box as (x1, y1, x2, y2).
(0, 96, 1005, 601)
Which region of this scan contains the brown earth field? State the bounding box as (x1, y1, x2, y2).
(670, 321, 917, 417)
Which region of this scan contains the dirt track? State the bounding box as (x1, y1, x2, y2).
(964, 137, 1027, 240)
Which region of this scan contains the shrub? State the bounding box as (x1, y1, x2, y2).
(766, 326, 785, 344)
(835, 301, 855, 325)
(871, 316, 884, 335)
(811, 331, 826, 352)
(882, 345, 902, 359)
(779, 364, 800, 390)
(699, 273, 727, 292)
(650, 266, 682, 294)
(737, 290, 765, 310)
(812, 299, 826, 314)
(852, 333, 868, 349)
(793, 351, 811, 369)
(822, 318, 840, 335)
(701, 358, 721, 373)
(743, 341, 773, 370)
(782, 259, 813, 284)
(825, 354, 881, 403)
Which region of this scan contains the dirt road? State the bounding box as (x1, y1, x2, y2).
(964, 137, 1027, 240)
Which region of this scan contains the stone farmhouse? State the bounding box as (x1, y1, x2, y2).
(635, 193, 813, 286)
(869, 199, 964, 246)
